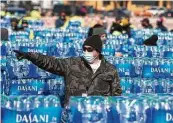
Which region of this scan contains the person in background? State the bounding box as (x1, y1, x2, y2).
(22, 20, 29, 29)
(0, 28, 8, 41)
(13, 35, 122, 122)
(23, 11, 33, 20)
(143, 34, 158, 46)
(121, 17, 132, 37)
(10, 18, 20, 31)
(30, 7, 41, 20)
(156, 17, 168, 32)
(55, 12, 66, 28)
(141, 18, 153, 29)
(111, 17, 129, 57)
(110, 17, 123, 35)
(87, 24, 107, 43)
(18, 20, 34, 39)
(88, 24, 124, 57)
(80, 6, 87, 16)
(19, 20, 29, 31)
(41, 9, 57, 28)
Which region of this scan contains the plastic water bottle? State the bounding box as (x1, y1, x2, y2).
(5, 98, 13, 110)
(134, 58, 143, 76)
(54, 42, 62, 57)
(103, 45, 110, 56)
(44, 97, 51, 108)
(142, 79, 154, 94)
(135, 98, 147, 123)
(160, 79, 167, 93)
(48, 77, 65, 97)
(15, 99, 25, 111)
(1, 71, 6, 94)
(109, 45, 115, 56)
(75, 42, 83, 56)
(59, 77, 65, 96)
(13, 60, 28, 78)
(133, 78, 142, 94)
(166, 79, 173, 93)
(34, 95, 44, 108)
(36, 67, 51, 78)
(119, 98, 133, 123)
(67, 43, 77, 57)
(82, 97, 107, 123)
(23, 98, 33, 111)
(135, 46, 142, 58)
(152, 97, 163, 122)
(51, 79, 60, 95)
(120, 78, 133, 94)
(34, 99, 42, 109)
(151, 47, 160, 58)
(153, 79, 163, 93)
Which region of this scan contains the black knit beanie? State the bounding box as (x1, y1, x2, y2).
(83, 35, 103, 53)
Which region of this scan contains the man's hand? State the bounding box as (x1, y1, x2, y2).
(13, 50, 26, 60)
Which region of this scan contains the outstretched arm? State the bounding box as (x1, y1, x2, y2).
(14, 50, 68, 76)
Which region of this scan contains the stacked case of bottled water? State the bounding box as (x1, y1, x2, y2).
(108, 94, 173, 123)
(67, 94, 173, 123)
(1, 95, 62, 123)
(68, 96, 109, 123)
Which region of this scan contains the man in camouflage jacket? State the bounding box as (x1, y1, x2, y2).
(14, 35, 122, 106)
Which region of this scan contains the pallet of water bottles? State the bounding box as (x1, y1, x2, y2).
(120, 77, 173, 94)
(1, 95, 62, 123)
(105, 57, 173, 78)
(2, 94, 173, 123)
(68, 94, 173, 123)
(1, 69, 65, 96)
(2, 69, 173, 96)
(2, 72, 173, 97)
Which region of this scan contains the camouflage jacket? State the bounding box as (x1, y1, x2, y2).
(26, 53, 122, 106)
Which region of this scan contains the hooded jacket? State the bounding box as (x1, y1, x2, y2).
(24, 53, 122, 106)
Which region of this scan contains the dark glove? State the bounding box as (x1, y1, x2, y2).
(13, 50, 27, 60)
